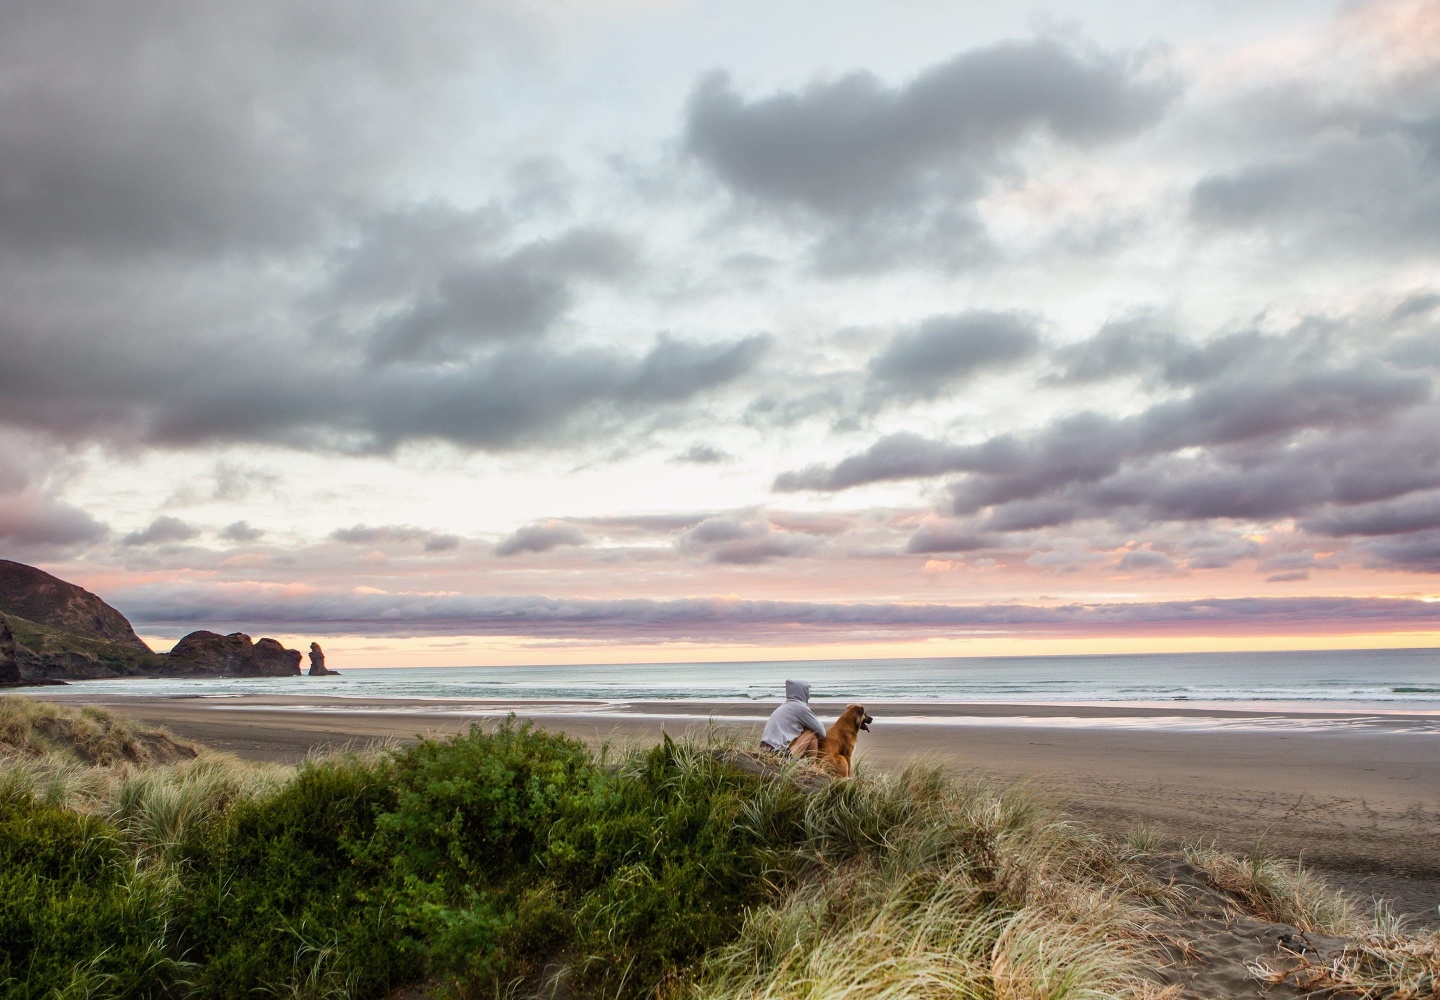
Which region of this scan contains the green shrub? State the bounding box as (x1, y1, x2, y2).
(178, 754, 412, 1000)
(365, 719, 600, 987)
(0, 799, 188, 999)
(542, 736, 807, 996)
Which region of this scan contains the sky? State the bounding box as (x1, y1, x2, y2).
(2, 0, 1439, 667)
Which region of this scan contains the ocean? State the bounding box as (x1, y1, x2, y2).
(24, 647, 1440, 715)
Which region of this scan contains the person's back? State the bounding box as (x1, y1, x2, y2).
(760, 679, 826, 755)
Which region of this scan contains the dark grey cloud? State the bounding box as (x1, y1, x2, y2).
(1388, 290, 1440, 322)
(0, 447, 108, 551)
(774, 432, 969, 492)
(365, 228, 635, 364)
(0, 2, 771, 463)
(1050, 318, 1363, 389)
(1190, 130, 1440, 252)
(331, 524, 461, 552)
(123, 515, 200, 547)
(778, 363, 1430, 499)
(686, 39, 1171, 216)
(220, 521, 266, 543)
(572, 513, 713, 536)
(495, 522, 589, 557)
(210, 463, 281, 503)
(671, 443, 730, 464)
(905, 522, 994, 555)
(1389, 333, 1440, 371)
(1357, 529, 1440, 573)
(627, 335, 773, 403)
(1301, 491, 1440, 538)
(1115, 547, 1176, 573)
(677, 515, 819, 564)
(1178, 535, 1261, 571)
(112, 586, 1440, 642)
(0, 1, 530, 259)
(0, 330, 772, 455)
(867, 311, 1041, 400)
(495, 512, 852, 553)
(980, 498, 1079, 533)
(883, 405, 1440, 567)
(926, 407, 1440, 555)
(0, 490, 108, 548)
(683, 37, 1173, 269)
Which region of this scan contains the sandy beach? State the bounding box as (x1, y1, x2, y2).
(37, 690, 1440, 926)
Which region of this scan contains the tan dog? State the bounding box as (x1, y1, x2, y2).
(788, 704, 873, 777)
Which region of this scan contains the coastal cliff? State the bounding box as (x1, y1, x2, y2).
(0, 559, 306, 683)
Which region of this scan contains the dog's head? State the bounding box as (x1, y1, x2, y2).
(845, 704, 873, 732)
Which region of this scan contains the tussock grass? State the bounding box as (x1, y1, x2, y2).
(696, 765, 1172, 1000)
(1182, 842, 1358, 934)
(111, 755, 293, 862)
(1249, 902, 1440, 998)
(1124, 822, 1161, 856)
(1, 695, 197, 766)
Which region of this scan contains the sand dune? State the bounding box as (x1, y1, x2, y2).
(42, 691, 1440, 929)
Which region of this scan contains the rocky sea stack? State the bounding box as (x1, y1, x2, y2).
(307, 642, 337, 676)
(167, 631, 302, 677)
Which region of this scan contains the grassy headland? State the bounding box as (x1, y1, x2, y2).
(2, 696, 1436, 999)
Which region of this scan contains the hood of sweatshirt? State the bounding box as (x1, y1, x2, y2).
(784, 679, 810, 702)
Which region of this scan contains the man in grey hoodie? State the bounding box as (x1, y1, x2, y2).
(760, 679, 827, 756)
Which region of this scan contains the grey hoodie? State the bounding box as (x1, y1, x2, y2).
(760, 679, 826, 749)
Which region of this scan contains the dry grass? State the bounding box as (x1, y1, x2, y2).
(1123, 823, 1161, 856)
(695, 765, 1178, 1000)
(1247, 901, 1440, 998)
(1, 695, 313, 861)
(1181, 842, 1358, 935)
(1, 694, 197, 766)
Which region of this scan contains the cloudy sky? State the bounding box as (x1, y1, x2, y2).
(3, 0, 1439, 666)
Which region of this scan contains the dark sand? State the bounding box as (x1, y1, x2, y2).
(38, 691, 1440, 927)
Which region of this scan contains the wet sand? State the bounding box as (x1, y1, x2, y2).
(37, 691, 1440, 925)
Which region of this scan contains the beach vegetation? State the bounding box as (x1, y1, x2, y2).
(1124, 821, 1161, 855)
(1182, 841, 1357, 935)
(3, 696, 1438, 1000)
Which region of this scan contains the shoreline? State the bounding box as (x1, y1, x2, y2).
(31, 688, 1440, 720)
(18, 689, 1440, 926)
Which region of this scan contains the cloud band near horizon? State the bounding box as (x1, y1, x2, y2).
(116, 589, 1440, 643)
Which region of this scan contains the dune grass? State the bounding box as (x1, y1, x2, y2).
(2, 697, 1436, 1000)
(1247, 901, 1440, 998)
(1181, 841, 1358, 935)
(695, 762, 1177, 1000)
(1, 694, 197, 766)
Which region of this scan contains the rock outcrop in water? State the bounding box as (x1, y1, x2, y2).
(166, 631, 302, 677)
(307, 642, 337, 676)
